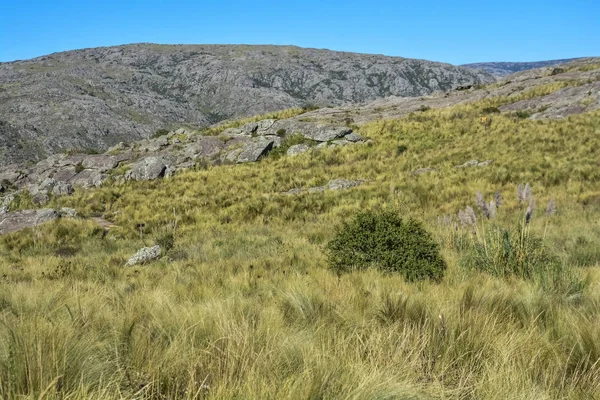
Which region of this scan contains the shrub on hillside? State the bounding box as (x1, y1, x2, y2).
(325, 210, 446, 281)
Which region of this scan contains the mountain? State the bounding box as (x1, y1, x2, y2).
(0, 43, 492, 166)
(0, 57, 597, 204)
(461, 58, 583, 77)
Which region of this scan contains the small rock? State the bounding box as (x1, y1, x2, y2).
(52, 181, 73, 196)
(456, 160, 480, 168)
(175, 128, 186, 135)
(125, 245, 161, 266)
(307, 186, 326, 194)
(32, 193, 50, 205)
(287, 144, 311, 156)
(59, 207, 77, 218)
(477, 160, 493, 167)
(0, 206, 8, 215)
(344, 132, 363, 142)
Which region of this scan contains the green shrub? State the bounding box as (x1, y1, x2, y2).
(325, 210, 446, 281)
(482, 106, 501, 114)
(514, 110, 531, 119)
(156, 232, 174, 252)
(396, 144, 408, 155)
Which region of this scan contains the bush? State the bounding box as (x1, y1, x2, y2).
(482, 106, 501, 114)
(156, 232, 174, 252)
(325, 210, 446, 281)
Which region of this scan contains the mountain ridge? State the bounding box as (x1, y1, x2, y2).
(0, 43, 492, 165)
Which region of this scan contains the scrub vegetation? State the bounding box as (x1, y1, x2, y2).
(1, 95, 600, 398)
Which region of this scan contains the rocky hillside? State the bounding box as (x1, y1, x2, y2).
(0, 57, 597, 225)
(462, 58, 583, 77)
(0, 44, 493, 166)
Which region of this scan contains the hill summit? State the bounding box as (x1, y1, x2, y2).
(0, 44, 492, 165)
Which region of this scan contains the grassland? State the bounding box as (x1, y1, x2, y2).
(1, 98, 599, 398)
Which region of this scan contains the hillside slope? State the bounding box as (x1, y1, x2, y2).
(0, 57, 599, 399)
(462, 57, 583, 76)
(0, 44, 492, 165)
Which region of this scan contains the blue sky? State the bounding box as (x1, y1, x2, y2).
(0, 0, 598, 64)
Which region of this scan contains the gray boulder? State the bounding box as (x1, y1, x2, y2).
(59, 207, 78, 218)
(0, 209, 59, 235)
(69, 169, 107, 188)
(328, 179, 363, 190)
(237, 138, 274, 163)
(128, 157, 167, 181)
(125, 245, 161, 266)
(53, 181, 74, 196)
(286, 144, 311, 156)
(344, 132, 363, 142)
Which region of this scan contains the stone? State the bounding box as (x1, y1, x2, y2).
(307, 186, 326, 194)
(125, 245, 161, 266)
(59, 207, 78, 218)
(457, 160, 480, 168)
(299, 124, 351, 142)
(0, 209, 59, 235)
(128, 157, 167, 181)
(264, 135, 282, 148)
(81, 155, 122, 172)
(327, 179, 363, 190)
(284, 188, 304, 195)
(184, 136, 225, 159)
(0, 206, 7, 215)
(175, 128, 186, 135)
(52, 167, 79, 183)
(477, 160, 493, 167)
(237, 138, 274, 163)
(344, 132, 363, 142)
(32, 193, 50, 205)
(69, 169, 107, 188)
(286, 144, 311, 156)
(52, 181, 74, 196)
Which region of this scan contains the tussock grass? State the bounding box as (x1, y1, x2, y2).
(1, 99, 600, 397)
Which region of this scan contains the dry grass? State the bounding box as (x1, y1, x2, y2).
(1, 97, 599, 398)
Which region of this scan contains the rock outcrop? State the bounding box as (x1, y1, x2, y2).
(0, 44, 493, 166)
(0, 209, 59, 235)
(125, 245, 161, 266)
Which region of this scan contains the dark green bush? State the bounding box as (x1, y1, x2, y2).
(514, 110, 531, 119)
(325, 210, 446, 281)
(482, 106, 501, 114)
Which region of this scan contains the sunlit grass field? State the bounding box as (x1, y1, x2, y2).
(1, 97, 599, 398)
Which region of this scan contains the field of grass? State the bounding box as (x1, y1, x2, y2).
(1, 98, 599, 398)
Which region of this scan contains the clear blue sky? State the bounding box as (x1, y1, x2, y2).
(1, 0, 598, 64)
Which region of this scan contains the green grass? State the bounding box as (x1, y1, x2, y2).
(1, 96, 600, 398)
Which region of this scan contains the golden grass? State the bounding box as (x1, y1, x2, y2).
(1, 99, 600, 398)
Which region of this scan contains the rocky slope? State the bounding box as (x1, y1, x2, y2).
(0, 44, 493, 166)
(462, 58, 583, 77)
(0, 57, 598, 234)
